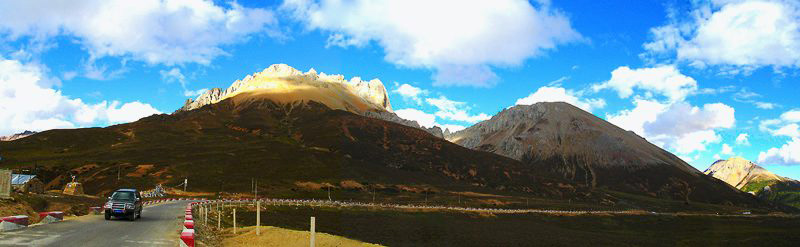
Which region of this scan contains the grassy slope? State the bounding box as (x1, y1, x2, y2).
(743, 180, 800, 209)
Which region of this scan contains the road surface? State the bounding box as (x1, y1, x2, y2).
(0, 201, 188, 246)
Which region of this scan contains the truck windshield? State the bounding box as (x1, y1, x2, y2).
(111, 191, 135, 200)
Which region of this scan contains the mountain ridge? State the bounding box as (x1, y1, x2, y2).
(177, 63, 444, 137)
(0, 130, 37, 142)
(446, 102, 755, 205)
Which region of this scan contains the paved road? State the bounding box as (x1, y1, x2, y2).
(0, 201, 188, 247)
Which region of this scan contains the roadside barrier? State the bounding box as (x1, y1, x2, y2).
(180, 229, 195, 247)
(0, 215, 29, 231)
(37, 211, 64, 224)
(184, 220, 194, 230)
(88, 206, 102, 215)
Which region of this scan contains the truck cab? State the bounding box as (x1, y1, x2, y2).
(104, 188, 143, 221)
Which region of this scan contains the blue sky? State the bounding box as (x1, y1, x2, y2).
(0, 0, 798, 179)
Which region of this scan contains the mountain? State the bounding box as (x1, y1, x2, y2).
(0, 66, 780, 211)
(705, 157, 800, 208)
(0, 130, 37, 141)
(704, 157, 792, 190)
(447, 102, 757, 205)
(178, 64, 444, 137)
(0, 93, 580, 202)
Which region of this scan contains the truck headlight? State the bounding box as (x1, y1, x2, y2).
(104, 202, 112, 209)
(125, 203, 134, 209)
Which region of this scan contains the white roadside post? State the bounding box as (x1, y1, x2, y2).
(310, 217, 316, 247)
(217, 205, 221, 229)
(233, 208, 237, 234)
(256, 200, 261, 235)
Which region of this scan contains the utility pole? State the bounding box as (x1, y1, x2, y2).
(327, 186, 331, 201)
(310, 217, 316, 247)
(184, 178, 188, 192)
(372, 187, 375, 204)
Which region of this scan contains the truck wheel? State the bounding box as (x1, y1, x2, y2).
(129, 212, 136, 221)
(104, 213, 111, 220)
(136, 210, 141, 219)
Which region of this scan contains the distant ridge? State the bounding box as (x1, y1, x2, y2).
(0, 130, 37, 141)
(704, 157, 791, 190)
(177, 64, 444, 137)
(704, 157, 800, 208)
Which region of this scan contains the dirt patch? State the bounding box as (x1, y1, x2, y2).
(339, 180, 365, 191)
(163, 187, 215, 197)
(294, 181, 336, 191)
(450, 191, 511, 198)
(71, 164, 99, 174)
(477, 199, 513, 206)
(395, 185, 436, 194)
(126, 164, 154, 177)
(222, 226, 383, 247)
(151, 168, 169, 177)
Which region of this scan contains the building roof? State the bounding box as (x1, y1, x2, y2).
(11, 174, 36, 185)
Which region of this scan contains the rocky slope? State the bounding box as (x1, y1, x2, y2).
(0, 130, 37, 141)
(704, 157, 790, 190)
(447, 102, 754, 205)
(177, 64, 443, 137)
(704, 157, 800, 208)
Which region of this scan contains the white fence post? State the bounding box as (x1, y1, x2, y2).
(256, 200, 261, 236)
(310, 217, 316, 247)
(233, 208, 237, 234)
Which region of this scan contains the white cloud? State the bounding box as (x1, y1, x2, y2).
(392, 83, 427, 105)
(754, 102, 778, 109)
(0, 58, 161, 136)
(607, 99, 735, 154)
(732, 88, 781, 109)
(426, 96, 490, 123)
(394, 108, 436, 128)
(0, 0, 281, 65)
(782, 109, 800, 122)
(713, 154, 722, 160)
(394, 108, 466, 133)
(773, 123, 800, 138)
(282, 0, 583, 87)
(159, 67, 206, 97)
(440, 124, 466, 133)
(759, 109, 800, 137)
(721, 143, 734, 155)
(515, 86, 605, 112)
(758, 137, 800, 165)
(606, 98, 667, 135)
(736, 133, 750, 146)
(593, 66, 698, 101)
(183, 88, 208, 97)
(160, 68, 186, 83)
(644, 0, 800, 71)
(105, 101, 162, 123)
